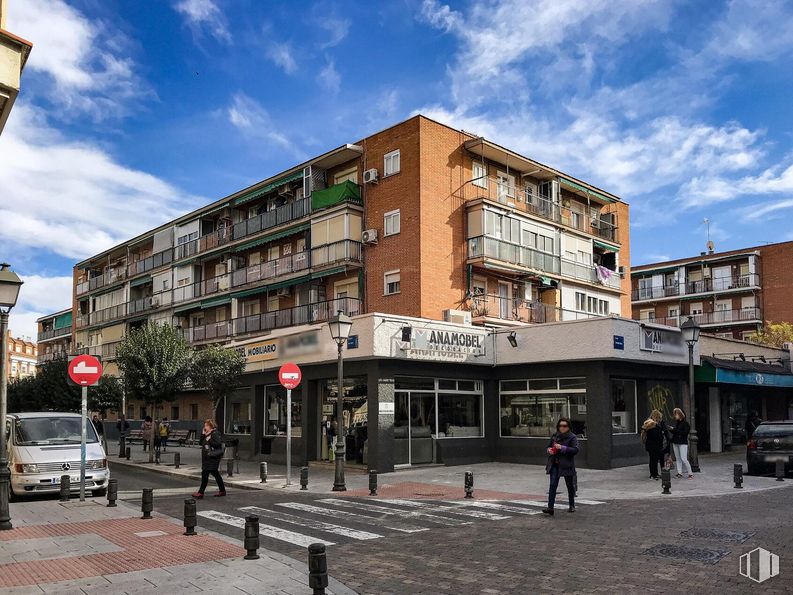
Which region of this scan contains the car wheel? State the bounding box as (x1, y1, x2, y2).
(92, 488, 107, 497)
(747, 463, 763, 476)
(8, 486, 18, 503)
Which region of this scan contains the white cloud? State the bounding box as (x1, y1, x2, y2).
(265, 42, 298, 74)
(317, 58, 341, 94)
(7, 0, 150, 120)
(174, 0, 231, 43)
(6, 275, 74, 341)
(0, 105, 198, 260)
(316, 16, 351, 49)
(226, 93, 299, 155)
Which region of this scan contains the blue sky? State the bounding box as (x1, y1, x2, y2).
(2, 0, 793, 339)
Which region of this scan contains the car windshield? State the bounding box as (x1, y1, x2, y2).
(753, 424, 793, 438)
(14, 417, 98, 445)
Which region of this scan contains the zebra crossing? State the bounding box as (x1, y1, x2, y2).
(196, 496, 605, 549)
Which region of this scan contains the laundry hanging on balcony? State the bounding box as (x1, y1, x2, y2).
(595, 265, 615, 285)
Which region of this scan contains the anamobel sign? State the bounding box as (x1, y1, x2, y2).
(404, 328, 486, 359)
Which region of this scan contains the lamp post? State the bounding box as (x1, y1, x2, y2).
(327, 311, 353, 492)
(0, 263, 23, 531)
(680, 316, 701, 473)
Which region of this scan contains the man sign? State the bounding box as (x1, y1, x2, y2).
(67, 355, 103, 501)
(278, 363, 302, 486)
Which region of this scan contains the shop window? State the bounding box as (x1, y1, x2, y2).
(265, 386, 302, 437)
(395, 377, 435, 391)
(611, 379, 637, 434)
(438, 393, 482, 437)
(500, 377, 587, 438)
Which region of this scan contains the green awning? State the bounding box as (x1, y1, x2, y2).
(311, 180, 362, 211)
(129, 275, 152, 288)
(233, 223, 310, 253)
(560, 178, 616, 204)
(635, 265, 678, 275)
(54, 312, 73, 329)
(311, 266, 346, 280)
(593, 239, 620, 252)
(202, 201, 230, 216)
(200, 296, 231, 309)
(173, 303, 199, 314)
(230, 274, 312, 300)
(233, 171, 304, 207)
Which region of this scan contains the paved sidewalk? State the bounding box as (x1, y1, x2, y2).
(112, 442, 792, 501)
(2, 498, 355, 594)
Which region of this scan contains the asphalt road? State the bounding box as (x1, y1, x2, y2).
(110, 463, 793, 594)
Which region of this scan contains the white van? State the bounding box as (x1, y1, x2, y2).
(6, 412, 110, 499)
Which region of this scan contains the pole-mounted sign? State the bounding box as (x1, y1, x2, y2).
(67, 355, 102, 502)
(278, 363, 302, 486)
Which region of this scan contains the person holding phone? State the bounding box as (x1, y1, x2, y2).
(542, 417, 579, 515)
(192, 419, 226, 498)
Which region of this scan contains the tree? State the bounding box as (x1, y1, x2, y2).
(117, 322, 193, 462)
(89, 375, 124, 418)
(748, 322, 793, 348)
(190, 344, 246, 412)
(8, 357, 80, 412)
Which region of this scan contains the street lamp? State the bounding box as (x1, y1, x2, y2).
(327, 311, 352, 491)
(680, 316, 701, 473)
(0, 263, 24, 531)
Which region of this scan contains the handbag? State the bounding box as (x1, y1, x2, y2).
(209, 443, 225, 458)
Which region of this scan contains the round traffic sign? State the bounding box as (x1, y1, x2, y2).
(68, 354, 103, 386)
(278, 362, 302, 389)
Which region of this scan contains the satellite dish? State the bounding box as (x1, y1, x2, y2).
(707, 240, 715, 252)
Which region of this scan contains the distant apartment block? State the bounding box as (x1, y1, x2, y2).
(631, 240, 793, 340)
(36, 309, 73, 364)
(5, 332, 36, 381)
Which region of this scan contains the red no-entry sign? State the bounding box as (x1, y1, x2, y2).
(68, 354, 103, 386)
(278, 362, 302, 389)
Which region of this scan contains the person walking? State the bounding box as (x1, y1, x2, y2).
(141, 416, 153, 452)
(542, 417, 579, 515)
(192, 419, 226, 498)
(158, 417, 171, 453)
(670, 408, 694, 479)
(641, 409, 666, 480)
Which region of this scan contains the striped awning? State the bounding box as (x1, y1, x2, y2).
(233, 171, 304, 207)
(129, 275, 152, 287)
(233, 223, 310, 253)
(173, 303, 199, 314)
(560, 178, 616, 204)
(200, 296, 231, 309)
(593, 239, 620, 253)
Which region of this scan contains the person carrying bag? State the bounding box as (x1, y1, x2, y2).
(192, 419, 226, 498)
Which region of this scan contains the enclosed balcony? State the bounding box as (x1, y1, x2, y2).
(560, 258, 621, 290)
(468, 293, 598, 326)
(468, 235, 560, 276)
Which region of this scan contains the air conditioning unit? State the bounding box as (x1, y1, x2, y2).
(362, 229, 378, 245)
(277, 184, 292, 196)
(220, 254, 228, 263)
(151, 295, 161, 308)
(618, 266, 626, 279)
(276, 287, 291, 297)
(443, 309, 472, 326)
(363, 168, 379, 184)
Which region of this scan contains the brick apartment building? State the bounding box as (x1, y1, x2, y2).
(35, 308, 73, 364)
(4, 332, 36, 382)
(631, 240, 793, 340)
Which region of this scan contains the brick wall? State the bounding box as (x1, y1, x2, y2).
(612, 200, 632, 316)
(759, 241, 793, 324)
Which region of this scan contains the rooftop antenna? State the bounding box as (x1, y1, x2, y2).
(704, 218, 714, 254)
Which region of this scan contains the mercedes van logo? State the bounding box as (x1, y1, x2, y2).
(61, 462, 71, 471)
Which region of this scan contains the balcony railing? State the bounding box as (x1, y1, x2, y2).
(76, 297, 155, 328)
(646, 307, 762, 327)
(231, 197, 312, 242)
(231, 297, 362, 339)
(38, 326, 72, 341)
(180, 321, 233, 344)
(465, 176, 618, 242)
(38, 350, 69, 363)
(128, 248, 173, 277)
(632, 273, 761, 301)
(310, 240, 363, 268)
(78, 341, 121, 360)
(468, 294, 600, 324)
(560, 259, 621, 290)
(76, 268, 128, 295)
(468, 235, 561, 275)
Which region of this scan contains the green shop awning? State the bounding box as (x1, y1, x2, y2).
(200, 296, 231, 309)
(233, 171, 304, 207)
(129, 275, 152, 288)
(311, 180, 362, 211)
(560, 178, 616, 204)
(233, 223, 310, 253)
(54, 312, 73, 329)
(593, 239, 620, 252)
(696, 357, 793, 388)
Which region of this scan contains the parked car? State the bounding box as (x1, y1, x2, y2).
(6, 412, 110, 499)
(746, 421, 793, 476)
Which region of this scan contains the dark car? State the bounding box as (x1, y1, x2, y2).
(746, 421, 793, 475)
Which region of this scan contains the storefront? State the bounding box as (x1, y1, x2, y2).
(219, 314, 691, 471)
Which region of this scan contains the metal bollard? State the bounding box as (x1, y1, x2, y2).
(308, 543, 329, 595)
(661, 468, 672, 494)
(118, 435, 126, 458)
(369, 470, 378, 496)
(300, 466, 309, 491)
(260, 461, 268, 483)
(174, 452, 181, 469)
(776, 460, 785, 482)
(733, 463, 744, 489)
(141, 488, 154, 519)
(155, 445, 161, 465)
(107, 478, 118, 507)
(60, 475, 70, 502)
(464, 471, 474, 499)
(125, 446, 131, 460)
(243, 515, 260, 560)
(227, 458, 234, 478)
(183, 498, 197, 536)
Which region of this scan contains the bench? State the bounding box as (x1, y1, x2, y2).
(125, 429, 145, 444)
(165, 429, 195, 447)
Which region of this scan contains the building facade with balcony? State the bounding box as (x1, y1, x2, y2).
(0, 0, 32, 136)
(36, 309, 73, 364)
(631, 240, 793, 340)
(5, 332, 36, 381)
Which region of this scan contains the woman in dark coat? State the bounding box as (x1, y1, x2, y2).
(193, 419, 226, 498)
(670, 408, 693, 479)
(641, 409, 667, 480)
(542, 417, 579, 515)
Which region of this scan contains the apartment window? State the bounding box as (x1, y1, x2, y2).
(384, 150, 400, 176)
(190, 404, 199, 420)
(587, 296, 597, 313)
(243, 300, 260, 316)
(668, 306, 679, 318)
(472, 162, 487, 188)
(640, 308, 655, 321)
(384, 209, 401, 236)
(170, 406, 180, 420)
(575, 292, 586, 311)
(571, 210, 583, 229)
(334, 166, 358, 185)
(690, 303, 703, 315)
(598, 299, 609, 315)
(384, 270, 401, 295)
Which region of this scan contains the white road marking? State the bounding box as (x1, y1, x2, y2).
(274, 502, 428, 534)
(505, 498, 606, 507)
(441, 501, 541, 516)
(197, 510, 334, 548)
(317, 498, 470, 526)
(240, 506, 383, 541)
(375, 498, 510, 520)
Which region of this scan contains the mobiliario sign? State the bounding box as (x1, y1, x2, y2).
(403, 328, 486, 360)
(239, 339, 280, 363)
